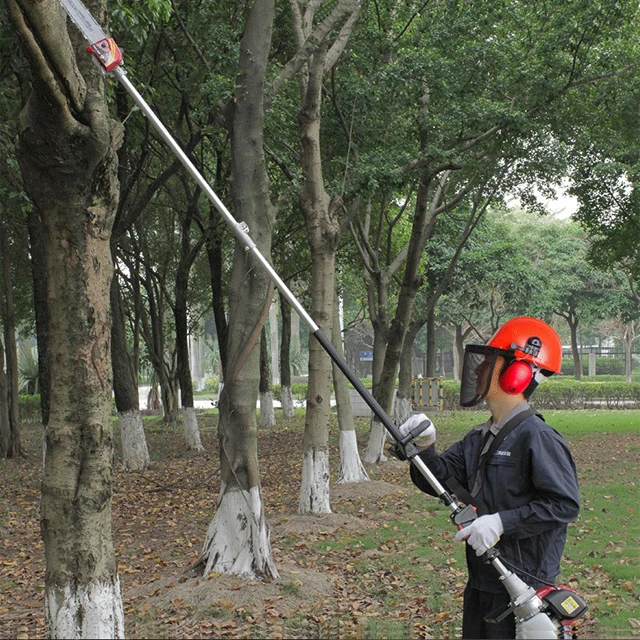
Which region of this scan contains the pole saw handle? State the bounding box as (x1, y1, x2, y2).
(388, 417, 434, 461)
(451, 503, 477, 530)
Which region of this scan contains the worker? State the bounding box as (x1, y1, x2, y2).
(398, 316, 580, 639)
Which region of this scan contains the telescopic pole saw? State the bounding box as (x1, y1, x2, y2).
(58, 2, 587, 637)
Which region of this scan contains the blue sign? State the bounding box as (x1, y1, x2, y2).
(359, 351, 374, 361)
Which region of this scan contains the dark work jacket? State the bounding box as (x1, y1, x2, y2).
(410, 410, 580, 593)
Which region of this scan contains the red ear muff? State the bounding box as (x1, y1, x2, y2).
(499, 361, 534, 395)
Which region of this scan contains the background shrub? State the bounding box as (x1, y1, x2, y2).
(438, 379, 640, 410)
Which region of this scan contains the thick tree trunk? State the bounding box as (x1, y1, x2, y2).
(110, 275, 150, 470)
(7, 1, 125, 634)
(279, 290, 295, 419)
(198, 0, 278, 580)
(259, 326, 276, 428)
(333, 291, 369, 484)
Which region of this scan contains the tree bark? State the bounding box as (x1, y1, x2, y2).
(7, 0, 125, 635)
(198, 0, 278, 580)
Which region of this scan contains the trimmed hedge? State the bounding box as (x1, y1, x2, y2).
(561, 357, 628, 377)
(441, 379, 640, 410)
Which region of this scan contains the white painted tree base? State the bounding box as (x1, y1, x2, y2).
(119, 409, 150, 471)
(259, 392, 276, 427)
(281, 385, 294, 419)
(183, 407, 204, 453)
(45, 578, 125, 639)
(200, 485, 279, 579)
(298, 449, 331, 514)
(364, 420, 387, 463)
(393, 396, 412, 428)
(337, 430, 370, 483)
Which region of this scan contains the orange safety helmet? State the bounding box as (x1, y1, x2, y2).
(460, 317, 562, 407)
(487, 316, 563, 375)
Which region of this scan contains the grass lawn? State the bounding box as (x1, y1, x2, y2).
(0, 408, 638, 638)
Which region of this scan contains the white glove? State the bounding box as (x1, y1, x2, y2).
(398, 413, 436, 448)
(454, 513, 504, 556)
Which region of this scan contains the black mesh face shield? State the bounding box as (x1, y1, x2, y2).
(459, 344, 513, 407)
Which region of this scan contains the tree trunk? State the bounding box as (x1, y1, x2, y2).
(110, 275, 150, 470)
(296, 37, 340, 515)
(279, 290, 295, 419)
(363, 318, 390, 463)
(565, 310, 582, 381)
(333, 290, 369, 484)
(198, 0, 278, 580)
(395, 318, 425, 425)
(206, 230, 229, 373)
(7, 0, 125, 634)
(0, 224, 21, 457)
(426, 308, 437, 377)
(624, 321, 634, 384)
(269, 301, 279, 386)
(453, 325, 463, 381)
(291, 0, 362, 506)
(0, 337, 11, 457)
(299, 247, 335, 513)
(259, 326, 276, 428)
